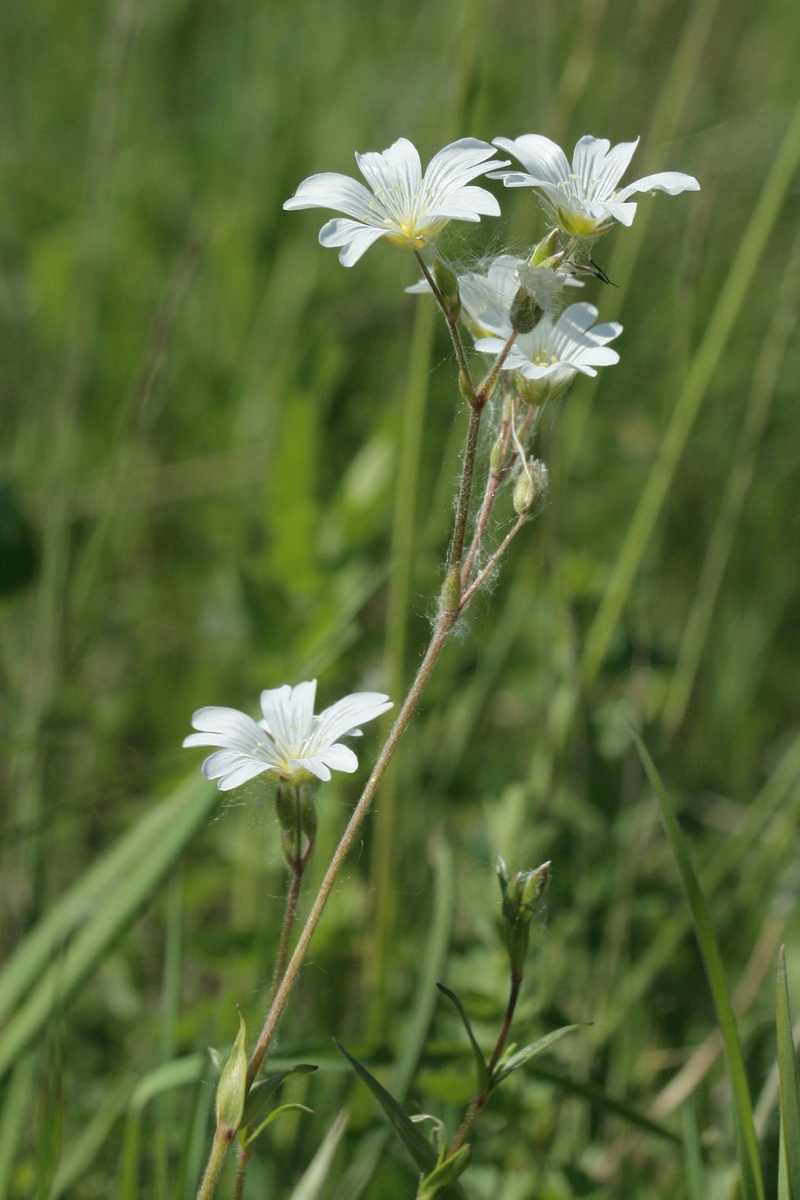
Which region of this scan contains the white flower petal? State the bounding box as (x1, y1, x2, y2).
(201, 751, 274, 788)
(573, 136, 639, 197)
(283, 172, 378, 220)
(295, 755, 332, 782)
(428, 185, 501, 220)
(313, 691, 393, 745)
(493, 135, 570, 184)
(558, 302, 599, 336)
(616, 170, 701, 201)
(184, 707, 270, 752)
(318, 744, 359, 773)
(423, 138, 503, 195)
(598, 199, 638, 226)
(356, 138, 422, 210)
(318, 219, 388, 266)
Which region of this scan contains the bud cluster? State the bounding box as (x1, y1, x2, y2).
(497, 856, 551, 977)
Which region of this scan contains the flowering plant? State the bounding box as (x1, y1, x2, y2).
(189, 127, 698, 1200)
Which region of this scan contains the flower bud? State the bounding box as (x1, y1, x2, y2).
(529, 227, 559, 267)
(512, 460, 548, 517)
(510, 286, 543, 335)
(489, 434, 506, 472)
(215, 1009, 249, 1136)
(497, 859, 550, 977)
(300, 787, 318, 843)
(433, 258, 461, 321)
(438, 566, 461, 616)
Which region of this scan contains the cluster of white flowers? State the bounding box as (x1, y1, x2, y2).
(284, 131, 698, 403)
(185, 130, 698, 796)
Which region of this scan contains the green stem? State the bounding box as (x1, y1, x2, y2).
(196, 1129, 233, 1200)
(459, 515, 527, 610)
(244, 610, 457, 1092)
(448, 971, 523, 1157)
(414, 253, 475, 400)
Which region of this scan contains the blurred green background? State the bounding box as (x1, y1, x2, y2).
(2, 0, 800, 1195)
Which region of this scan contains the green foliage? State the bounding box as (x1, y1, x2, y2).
(1, 0, 800, 1194)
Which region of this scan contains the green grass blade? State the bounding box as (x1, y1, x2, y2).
(681, 1101, 707, 1200)
(528, 1060, 682, 1145)
(633, 730, 765, 1200)
(776, 946, 800, 1197)
(0, 1055, 36, 1197)
(48, 1075, 134, 1199)
(0, 778, 220, 1080)
(582, 95, 800, 684)
(286, 1110, 349, 1200)
(0, 776, 218, 1027)
(779, 1118, 790, 1200)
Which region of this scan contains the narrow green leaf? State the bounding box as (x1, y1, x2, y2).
(491, 1024, 586, 1089)
(242, 1063, 318, 1126)
(779, 1116, 790, 1200)
(633, 730, 765, 1200)
(776, 947, 800, 1197)
(243, 1103, 313, 1147)
(335, 1041, 465, 1200)
(436, 984, 489, 1093)
(335, 1041, 437, 1174)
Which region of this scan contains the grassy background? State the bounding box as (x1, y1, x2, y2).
(2, 0, 800, 1195)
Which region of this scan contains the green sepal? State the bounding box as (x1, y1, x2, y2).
(509, 287, 543, 335)
(776, 947, 800, 1196)
(529, 228, 559, 266)
(433, 258, 461, 321)
(334, 1040, 465, 1199)
(418, 1145, 472, 1200)
(436, 984, 489, 1094)
(241, 1063, 318, 1127)
(215, 1009, 248, 1133)
(242, 1102, 313, 1148)
(491, 1023, 587, 1090)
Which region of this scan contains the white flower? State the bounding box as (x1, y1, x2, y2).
(408, 254, 581, 339)
(492, 134, 700, 238)
(475, 301, 622, 404)
(183, 680, 392, 791)
(283, 138, 508, 267)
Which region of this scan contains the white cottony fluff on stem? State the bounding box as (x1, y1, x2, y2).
(491, 134, 700, 237)
(407, 254, 582, 338)
(183, 680, 393, 790)
(283, 138, 508, 266)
